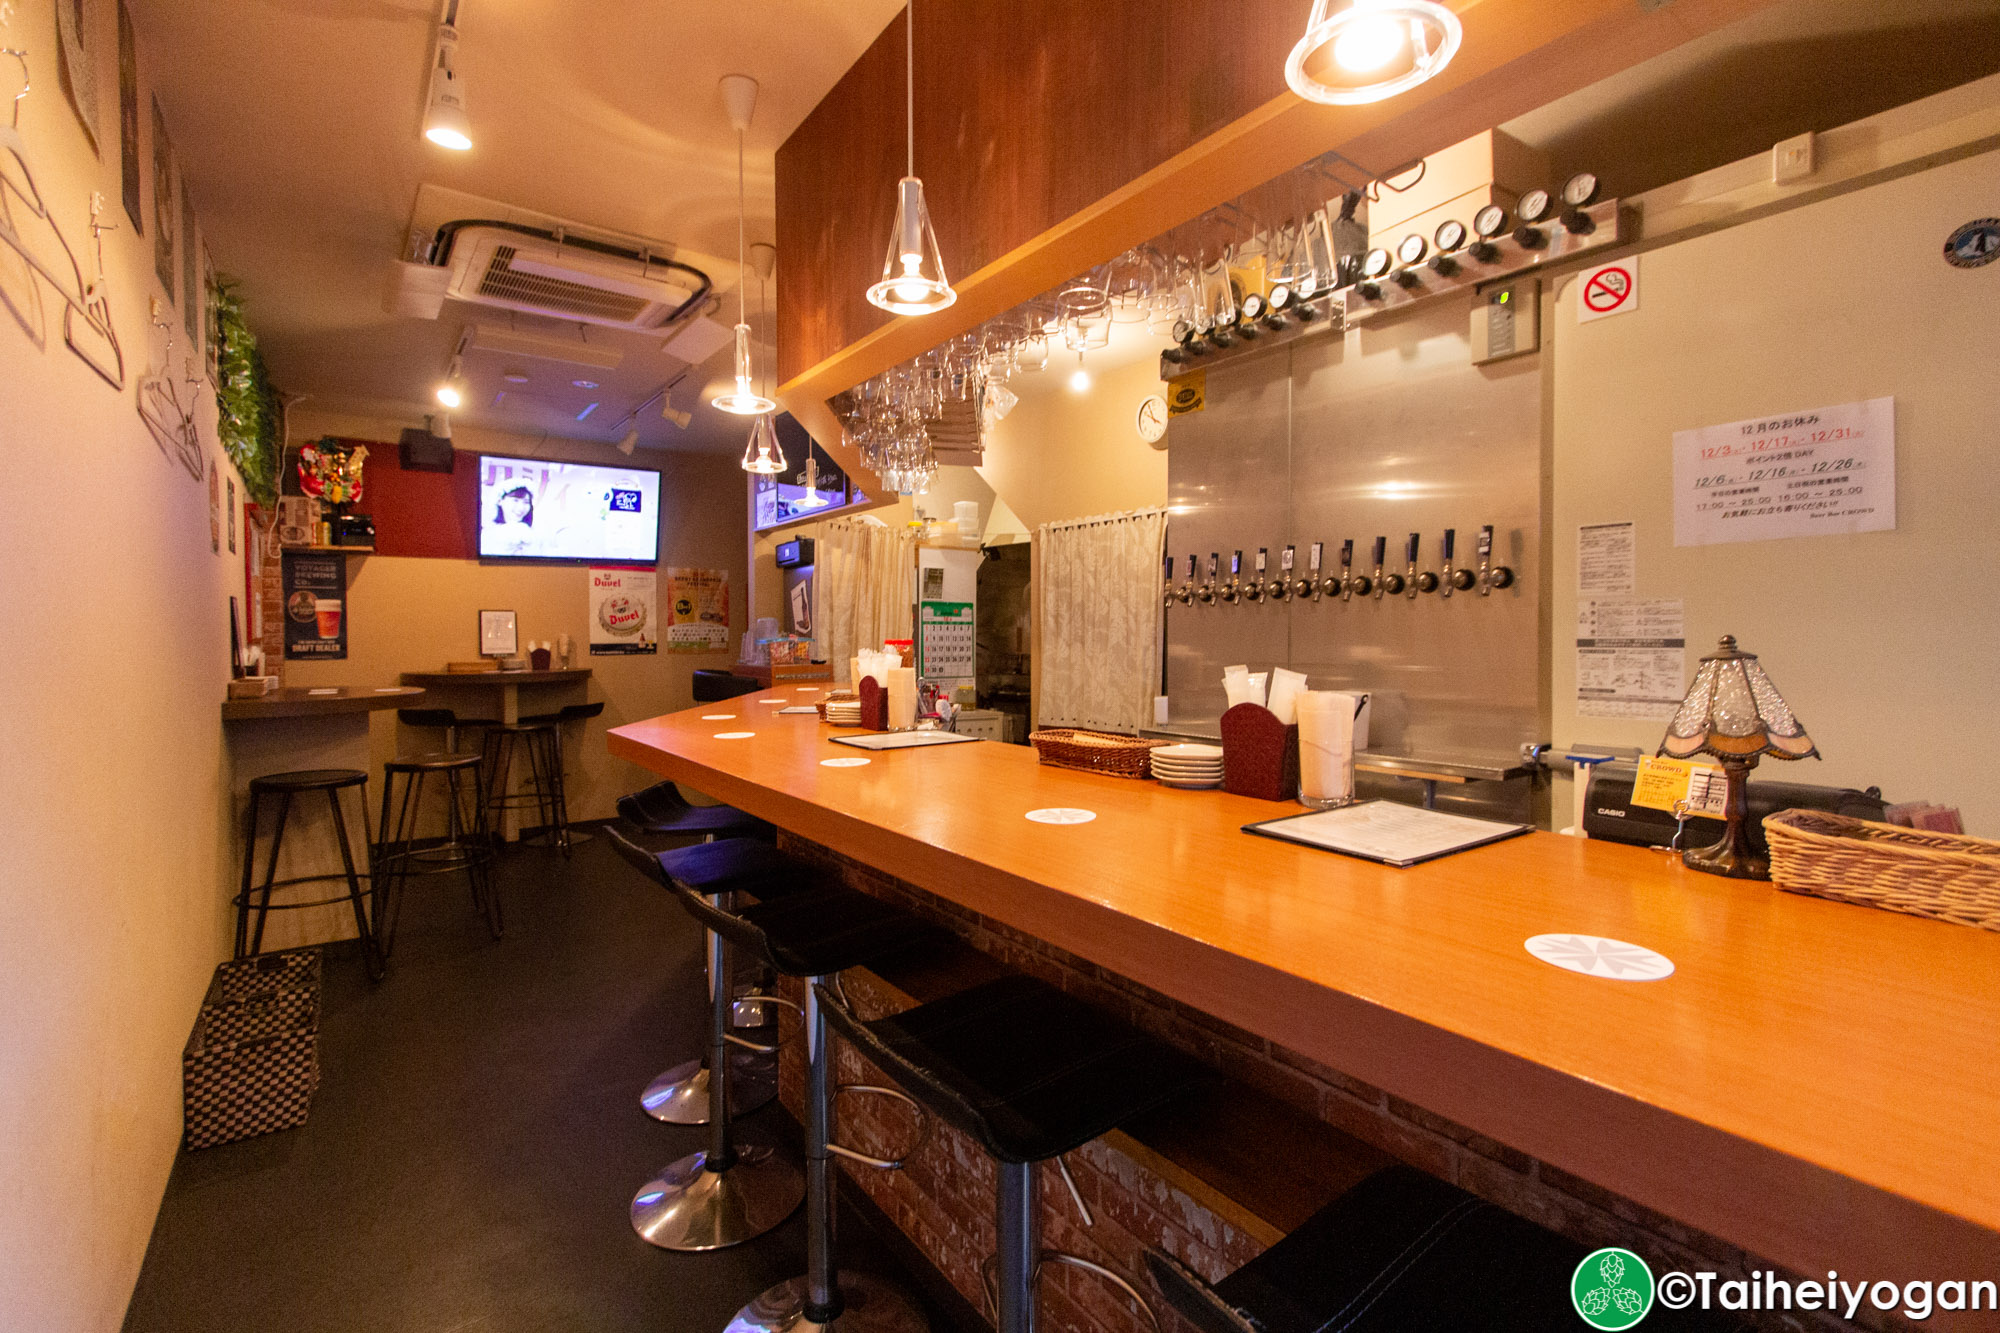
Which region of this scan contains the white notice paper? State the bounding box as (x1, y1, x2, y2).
(1577, 599, 1686, 721)
(1673, 397, 1894, 546)
(1577, 522, 1635, 595)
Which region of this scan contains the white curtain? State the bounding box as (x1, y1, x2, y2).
(1036, 507, 1167, 734)
(817, 516, 915, 683)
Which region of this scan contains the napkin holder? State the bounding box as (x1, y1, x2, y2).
(1221, 703, 1300, 801)
(858, 676, 889, 731)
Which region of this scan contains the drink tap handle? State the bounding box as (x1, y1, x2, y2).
(1439, 528, 1457, 597)
(1478, 525, 1515, 592)
(1245, 548, 1267, 602)
(1223, 550, 1242, 603)
(1163, 553, 1176, 606)
(1200, 552, 1218, 603)
(1372, 536, 1390, 599)
(1400, 532, 1420, 598)
(1334, 538, 1354, 598)
(1306, 541, 1324, 598)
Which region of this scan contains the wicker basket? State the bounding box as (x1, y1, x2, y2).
(1765, 810, 2000, 932)
(1029, 729, 1169, 779)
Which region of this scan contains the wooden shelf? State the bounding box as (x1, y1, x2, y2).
(282, 545, 374, 555)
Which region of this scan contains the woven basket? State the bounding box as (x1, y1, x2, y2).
(1029, 729, 1168, 779)
(1765, 810, 2000, 932)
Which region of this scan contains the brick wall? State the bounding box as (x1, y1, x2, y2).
(777, 833, 1909, 1333)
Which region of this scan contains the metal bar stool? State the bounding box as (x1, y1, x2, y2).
(1145, 1164, 1746, 1332)
(235, 769, 382, 982)
(518, 701, 603, 845)
(479, 721, 566, 853)
(396, 707, 493, 755)
(618, 782, 778, 1124)
(611, 829, 933, 1331)
(817, 973, 1209, 1333)
(373, 751, 501, 957)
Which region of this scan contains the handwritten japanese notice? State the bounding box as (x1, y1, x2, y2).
(1673, 398, 1894, 546)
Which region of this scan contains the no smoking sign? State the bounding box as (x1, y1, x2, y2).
(1576, 257, 1639, 323)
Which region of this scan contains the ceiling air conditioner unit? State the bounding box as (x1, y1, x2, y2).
(442, 225, 701, 332)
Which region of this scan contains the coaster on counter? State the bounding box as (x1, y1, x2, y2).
(758, 698, 786, 704)
(701, 714, 737, 720)
(1524, 934, 1675, 982)
(1026, 808, 1097, 825)
(713, 732, 756, 740)
(821, 757, 871, 768)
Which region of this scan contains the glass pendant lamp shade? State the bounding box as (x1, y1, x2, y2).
(866, 177, 956, 315)
(713, 323, 777, 415)
(1285, 0, 1463, 105)
(740, 413, 786, 475)
(1661, 636, 1818, 762)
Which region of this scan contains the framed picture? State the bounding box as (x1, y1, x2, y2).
(479, 609, 518, 658)
(150, 97, 176, 301)
(181, 186, 199, 346)
(117, 0, 142, 232)
(55, 0, 101, 155)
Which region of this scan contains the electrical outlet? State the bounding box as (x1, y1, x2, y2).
(1773, 132, 1816, 184)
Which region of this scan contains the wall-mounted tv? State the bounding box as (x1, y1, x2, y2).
(477, 454, 660, 564)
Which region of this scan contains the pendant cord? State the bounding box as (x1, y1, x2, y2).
(737, 125, 747, 329)
(905, 0, 914, 178)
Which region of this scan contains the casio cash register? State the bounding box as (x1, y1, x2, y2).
(1583, 761, 1887, 856)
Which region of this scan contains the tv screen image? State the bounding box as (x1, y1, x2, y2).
(477, 455, 661, 564)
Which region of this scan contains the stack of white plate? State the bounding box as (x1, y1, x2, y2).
(1151, 743, 1224, 789)
(823, 701, 861, 725)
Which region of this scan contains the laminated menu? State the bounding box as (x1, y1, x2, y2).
(1243, 801, 1529, 868)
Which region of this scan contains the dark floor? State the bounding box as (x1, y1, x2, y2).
(123, 830, 971, 1333)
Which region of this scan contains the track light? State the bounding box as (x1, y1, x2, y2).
(423, 5, 472, 150)
(662, 402, 692, 430)
(427, 412, 452, 439)
(1285, 0, 1462, 105)
(435, 354, 465, 408)
(617, 428, 638, 456)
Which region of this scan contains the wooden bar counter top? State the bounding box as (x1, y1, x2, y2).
(610, 702, 2000, 1284)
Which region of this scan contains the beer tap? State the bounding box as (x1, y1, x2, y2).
(1244, 549, 1267, 603)
(1408, 532, 1436, 597)
(1198, 553, 1218, 604)
(1267, 547, 1295, 601)
(1293, 543, 1318, 599)
(1477, 526, 1515, 595)
(1221, 551, 1243, 604)
(1175, 553, 1197, 604)
(1330, 539, 1358, 599)
(1373, 537, 1400, 598)
(1163, 553, 1177, 607)
(1444, 528, 1475, 595)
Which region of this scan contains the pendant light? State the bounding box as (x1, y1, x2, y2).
(740, 245, 787, 475)
(864, 0, 955, 316)
(1284, 0, 1462, 106)
(714, 75, 778, 417)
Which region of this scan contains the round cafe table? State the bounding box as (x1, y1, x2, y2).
(401, 670, 594, 839)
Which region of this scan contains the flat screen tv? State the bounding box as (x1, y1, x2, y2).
(477, 454, 660, 564)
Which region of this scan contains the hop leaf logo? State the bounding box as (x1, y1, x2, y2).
(1571, 1248, 1654, 1329)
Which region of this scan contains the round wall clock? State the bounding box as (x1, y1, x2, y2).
(1136, 394, 1169, 447)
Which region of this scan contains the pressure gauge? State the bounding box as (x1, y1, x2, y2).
(1561, 171, 1600, 209)
(1518, 189, 1553, 224)
(1268, 283, 1293, 311)
(1361, 248, 1393, 279)
(1396, 233, 1428, 266)
(1434, 219, 1468, 252)
(1473, 204, 1509, 239)
(1170, 318, 1195, 344)
(1293, 272, 1320, 300)
(1239, 292, 1267, 322)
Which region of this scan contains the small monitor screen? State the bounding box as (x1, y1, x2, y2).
(477, 455, 660, 564)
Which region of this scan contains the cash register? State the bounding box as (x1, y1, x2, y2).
(1583, 761, 1887, 856)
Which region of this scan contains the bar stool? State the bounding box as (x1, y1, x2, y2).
(480, 721, 566, 853)
(518, 701, 603, 845)
(235, 769, 382, 982)
(396, 707, 493, 755)
(817, 973, 1208, 1333)
(608, 830, 935, 1302)
(373, 752, 501, 957)
(1145, 1164, 1746, 1332)
(618, 782, 777, 1123)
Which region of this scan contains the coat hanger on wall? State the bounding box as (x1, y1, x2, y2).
(137, 299, 204, 480)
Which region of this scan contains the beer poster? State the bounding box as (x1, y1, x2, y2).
(666, 568, 729, 654)
(589, 567, 657, 656)
(282, 552, 346, 660)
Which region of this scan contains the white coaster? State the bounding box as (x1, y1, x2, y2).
(701, 714, 737, 720)
(1524, 934, 1675, 982)
(1026, 808, 1097, 825)
(713, 732, 756, 740)
(821, 757, 871, 768)
(758, 698, 786, 704)
(796, 685, 821, 691)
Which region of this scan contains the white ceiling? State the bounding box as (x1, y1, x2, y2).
(132, 0, 904, 454)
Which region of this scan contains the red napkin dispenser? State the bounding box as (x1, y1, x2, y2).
(1220, 703, 1300, 802)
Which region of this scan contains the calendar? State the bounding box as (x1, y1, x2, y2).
(918, 601, 976, 683)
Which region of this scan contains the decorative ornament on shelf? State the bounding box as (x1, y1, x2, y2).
(1659, 635, 1819, 880)
(297, 438, 368, 507)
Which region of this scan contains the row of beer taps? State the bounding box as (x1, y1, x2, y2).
(1166, 528, 1515, 606)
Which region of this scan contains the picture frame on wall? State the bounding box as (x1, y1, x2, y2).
(479, 609, 519, 658)
(55, 0, 102, 156)
(150, 96, 176, 302)
(117, 0, 142, 233)
(181, 187, 199, 347)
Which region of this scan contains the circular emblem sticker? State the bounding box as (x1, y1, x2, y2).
(1943, 217, 2000, 269)
(821, 757, 871, 768)
(597, 594, 647, 637)
(1524, 934, 1674, 981)
(1025, 808, 1096, 825)
(1572, 1248, 1654, 1330)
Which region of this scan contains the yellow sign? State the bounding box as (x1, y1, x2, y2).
(1630, 755, 1727, 816)
(1167, 371, 1205, 417)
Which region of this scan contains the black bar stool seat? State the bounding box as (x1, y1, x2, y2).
(1146, 1164, 1747, 1333)
(619, 781, 772, 840)
(235, 769, 381, 981)
(397, 708, 495, 754)
(253, 769, 368, 792)
(518, 700, 604, 726)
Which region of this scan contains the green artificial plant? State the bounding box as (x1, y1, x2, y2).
(211, 277, 282, 508)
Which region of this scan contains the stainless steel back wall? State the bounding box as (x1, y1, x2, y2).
(1164, 297, 1544, 769)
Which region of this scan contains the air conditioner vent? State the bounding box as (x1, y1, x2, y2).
(478, 245, 654, 323)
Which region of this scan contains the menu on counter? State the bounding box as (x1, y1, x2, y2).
(1576, 598, 1685, 721)
(1673, 397, 1895, 547)
(1243, 801, 1530, 868)
(830, 731, 981, 752)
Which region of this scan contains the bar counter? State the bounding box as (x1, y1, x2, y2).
(609, 703, 2000, 1282)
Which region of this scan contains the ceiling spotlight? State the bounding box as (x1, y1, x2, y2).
(662, 403, 692, 430)
(715, 75, 779, 419)
(865, 0, 955, 316)
(617, 428, 638, 456)
(423, 3, 472, 150)
(435, 380, 463, 409)
(427, 412, 452, 439)
(1285, 0, 1462, 105)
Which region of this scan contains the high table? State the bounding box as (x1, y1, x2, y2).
(609, 700, 2000, 1290)
(402, 669, 593, 840)
(222, 685, 425, 948)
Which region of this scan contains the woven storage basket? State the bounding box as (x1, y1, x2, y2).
(1765, 810, 2000, 932)
(1029, 729, 1168, 779)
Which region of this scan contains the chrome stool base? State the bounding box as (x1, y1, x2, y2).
(642, 1051, 777, 1123)
(725, 1273, 929, 1333)
(630, 1130, 803, 1251)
